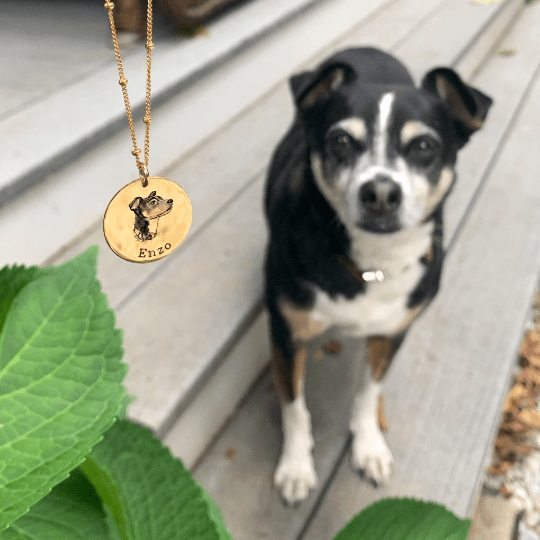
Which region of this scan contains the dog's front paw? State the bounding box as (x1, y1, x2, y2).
(274, 453, 318, 504)
(351, 428, 393, 485)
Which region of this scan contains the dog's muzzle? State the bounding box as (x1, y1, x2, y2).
(358, 175, 402, 232)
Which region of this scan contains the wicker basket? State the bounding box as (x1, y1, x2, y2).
(112, 0, 146, 34)
(158, 0, 244, 28)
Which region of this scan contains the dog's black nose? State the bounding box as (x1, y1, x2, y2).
(360, 177, 402, 213)
(167, 199, 173, 203)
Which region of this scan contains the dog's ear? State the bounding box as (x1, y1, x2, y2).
(129, 197, 142, 211)
(289, 62, 356, 112)
(422, 68, 492, 144)
(149, 191, 156, 197)
(289, 70, 313, 101)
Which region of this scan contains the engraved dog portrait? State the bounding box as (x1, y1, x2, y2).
(129, 191, 173, 241)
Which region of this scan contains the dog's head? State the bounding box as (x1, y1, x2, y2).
(291, 52, 492, 234)
(129, 191, 173, 220)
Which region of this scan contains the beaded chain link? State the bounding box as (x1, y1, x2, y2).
(104, 0, 154, 187)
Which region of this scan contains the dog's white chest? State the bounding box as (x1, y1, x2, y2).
(311, 224, 433, 336)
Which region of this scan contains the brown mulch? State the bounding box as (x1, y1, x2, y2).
(489, 293, 540, 492)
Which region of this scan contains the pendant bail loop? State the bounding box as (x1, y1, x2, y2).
(139, 164, 149, 187)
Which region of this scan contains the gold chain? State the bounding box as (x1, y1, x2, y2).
(104, 0, 154, 187)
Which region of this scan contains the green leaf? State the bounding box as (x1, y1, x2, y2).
(117, 391, 137, 420)
(81, 419, 235, 540)
(0, 246, 127, 532)
(0, 468, 109, 540)
(0, 264, 42, 334)
(332, 498, 471, 540)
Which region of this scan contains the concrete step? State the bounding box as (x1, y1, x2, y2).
(0, 0, 325, 204)
(2, 0, 523, 470)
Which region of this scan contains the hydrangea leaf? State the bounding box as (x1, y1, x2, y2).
(0, 247, 127, 532)
(0, 264, 42, 334)
(81, 420, 235, 540)
(0, 468, 108, 540)
(332, 498, 471, 540)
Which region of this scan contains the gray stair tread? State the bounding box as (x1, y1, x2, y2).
(0, 0, 324, 201)
(49, 83, 288, 311)
(392, 0, 501, 78)
(39, 0, 516, 440)
(192, 3, 540, 539)
(194, 335, 365, 540)
(0, 1, 123, 117)
(117, 174, 267, 433)
(163, 310, 271, 466)
(0, 0, 390, 271)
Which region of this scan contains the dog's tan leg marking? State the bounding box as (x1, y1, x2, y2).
(271, 345, 293, 404)
(274, 386, 318, 504)
(271, 344, 309, 403)
(273, 340, 317, 504)
(366, 302, 425, 382)
(366, 336, 394, 382)
(350, 374, 393, 484)
(273, 299, 325, 504)
(292, 347, 308, 398)
(278, 298, 325, 343)
(351, 331, 410, 484)
(272, 299, 326, 401)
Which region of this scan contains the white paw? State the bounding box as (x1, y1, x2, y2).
(351, 428, 394, 485)
(274, 453, 318, 504)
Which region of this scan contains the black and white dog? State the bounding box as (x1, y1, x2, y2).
(263, 47, 492, 504)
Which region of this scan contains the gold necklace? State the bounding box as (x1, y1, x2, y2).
(103, 0, 192, 263)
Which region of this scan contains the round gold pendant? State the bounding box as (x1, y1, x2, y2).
(103, 176, 192, 263)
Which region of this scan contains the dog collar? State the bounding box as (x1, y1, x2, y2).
(337, 255, 385, 283)
(338, 242, 435, 284)
(361, 269, 385, 282)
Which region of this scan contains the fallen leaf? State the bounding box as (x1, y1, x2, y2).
(322, 340, 343, 355)
(515, 368, 540, 388)
(488, 461, 513, 475)
(494, 434, 534, 459)
(503, 384, 529, 413)
(499, 419, 531, 434)
(489, 322, 540, 478)
(525, 353, 540, 369)
(521, 332, 540, 358)
(518, 408, 540, 429)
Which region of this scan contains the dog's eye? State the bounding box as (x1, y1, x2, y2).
(326, 131, 360, 161)
(405, 136, 440, 167)
(335, 133, 351, 146)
